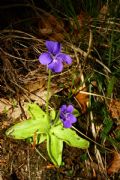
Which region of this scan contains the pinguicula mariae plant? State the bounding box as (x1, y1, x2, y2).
(6, 40, 89, 166)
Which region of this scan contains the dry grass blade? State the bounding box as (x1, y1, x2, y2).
(67, 43, 111, 73)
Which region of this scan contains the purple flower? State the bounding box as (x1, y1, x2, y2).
(39, 41, 72, 73)
(60, 105, 77, 128)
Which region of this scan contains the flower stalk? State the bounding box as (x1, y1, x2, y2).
(46, 69, 51, 120)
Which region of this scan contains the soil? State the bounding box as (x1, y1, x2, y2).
(0, 128, 90, 179)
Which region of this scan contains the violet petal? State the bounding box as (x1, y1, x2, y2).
(68, 114, 77, 123)
(67, 105, 74, 113)
(46, 41, 61, 55)
(48, 60, 63, 73)
(39, 52, 52, 65)
(57, 53, 72, 64)
(63, 120, 72, 128)
(60, 105, 67, 113)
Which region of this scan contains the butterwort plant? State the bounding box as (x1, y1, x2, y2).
(6, 40, 89, 166)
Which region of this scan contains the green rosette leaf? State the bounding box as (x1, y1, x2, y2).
(6, 103, 50, 139)
(51, 124, 89, 149)
(47, 132, 63, 166)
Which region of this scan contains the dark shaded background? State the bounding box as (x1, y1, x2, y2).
(0, 0, 108, 30)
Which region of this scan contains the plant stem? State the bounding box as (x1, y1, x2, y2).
(46, 69, 51, 120)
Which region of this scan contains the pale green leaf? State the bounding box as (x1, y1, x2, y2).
(6, 103, 50, 139)
(26, 133, 47, 144)
(50, 109, 56, 120)
(28, 103, 46, 118)
(47, 132, 63, 166)
(73, 108, 80, 117)
(37, 133, 47, 144)
(51, 125, 89, 149)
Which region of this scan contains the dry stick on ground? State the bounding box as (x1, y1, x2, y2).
(0, 51, 18, 93)
(27, 148, 31, 180)
(91, 25, 120, 33)
(73, 30, 106, 174)
(88, 31, 105, 173)
(84, 29, 93, 63)
(0, 31, 71, 116)
(88, 30, 105, 172)
(67, 42, 111, 74)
